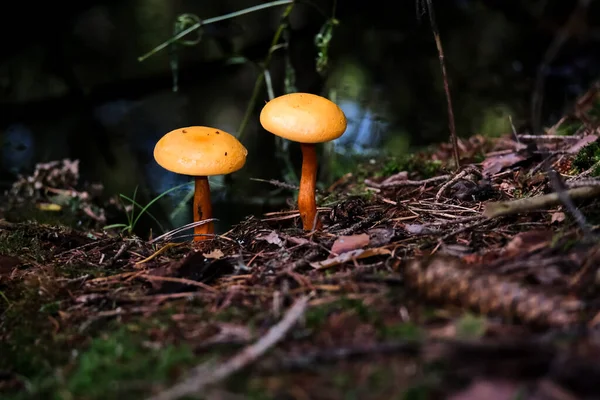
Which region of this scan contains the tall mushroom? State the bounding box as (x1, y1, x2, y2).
(260, 92, 347, 231)
(153, 126, 247, 241)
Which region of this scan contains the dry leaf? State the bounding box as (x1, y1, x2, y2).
(284, 235, 309, 245)
(368, 228, 395, 247)
(330, 233, 370, 255)
(551, 211, 566, 224)
(482, 153, 525, 176)
(311, 247, 392, 270)
(403, 224, 439, 235)
(503, 230, 553, 258)
(203, 249, 224, 259)
(256, 231, 284, 247)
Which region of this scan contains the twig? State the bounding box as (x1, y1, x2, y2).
(137, 275, 219, 293)
(567, 178, 600, 188)
(435, 169, 471, 202)
(518, 134, 583, 141)
(568, 161, 600, 181)
(250, 177, 299, 191)
(440, 217, 491, 241)
(365, 175, 450, 189)
(104, 240, 135, 267)
(146, 296, 309, 400)
(256, 340, 420, 372)
(547, 169, 594, 237)
(419, 0, 460, 169)
(483, 186, 600, 219)
(149, 219, 218, 244)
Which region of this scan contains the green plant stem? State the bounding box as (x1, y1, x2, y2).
(138, 0, 294, 62)
(236, 2, 295, 142)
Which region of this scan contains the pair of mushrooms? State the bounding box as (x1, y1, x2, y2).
(153, 92, 347, 241)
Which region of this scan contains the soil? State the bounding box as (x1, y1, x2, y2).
(2, 83, 600, 400)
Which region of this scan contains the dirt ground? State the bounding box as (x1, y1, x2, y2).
(2, 83, 600, 400)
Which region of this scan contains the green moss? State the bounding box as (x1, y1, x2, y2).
(572, 141, 600, 176)
(62, 327, 195, 399)
(376, 155, 443, 179)
(454, 314, 487, 340)
(2, 318, 197, 400)
(305, 297, 381, 331)
(0, 281, 71, 398)
(0, 228, 45, 261)
(381, 322, 424, 341)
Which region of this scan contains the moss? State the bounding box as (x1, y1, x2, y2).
(454, 314, 487, 340)
(2, 316, 198, 400)
(61, 327, 195, 399)
(305, 297, 381, 331)
(0, 280, 72, 398)
(572, 141, 600, 176)
(376, 154, 443, 179)
(381, 322, 424, 341)
(0, 227, 45, 262)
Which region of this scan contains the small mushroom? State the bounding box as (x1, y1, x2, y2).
(260, 92, 347, 230)
(153, 126, 247, 241)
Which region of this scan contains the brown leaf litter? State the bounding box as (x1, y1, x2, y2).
(2, 84, 600, 399)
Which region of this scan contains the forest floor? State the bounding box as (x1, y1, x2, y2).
(2, 83, 600, 400)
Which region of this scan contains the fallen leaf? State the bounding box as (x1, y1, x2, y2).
(203, 249, 224, 259)
(503, 230, 553, 258)
(551, 211, 566, 224)
(482, 152, 525, 176)
(403, 224, 439, 235)
(283, 235, 309, 245)
(36, 203, 62, 211)
(330, 233, 370, 255)
(368, 228, 395, 247)
(311, 247, 392, 270)
(256, 231, 284, 247)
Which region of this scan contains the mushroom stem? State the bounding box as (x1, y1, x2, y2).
(298, 143, 322, 231)
(193, 176, 214, 241)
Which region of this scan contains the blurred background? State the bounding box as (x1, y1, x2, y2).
(1, 0, 599, 236)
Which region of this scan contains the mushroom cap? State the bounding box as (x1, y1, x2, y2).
(153, 126, 247, 176)
(259, 92, 347, 143)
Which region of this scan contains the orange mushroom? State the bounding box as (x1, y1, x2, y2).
(153, 126, 247, 241)
(260, 92, 347, 231)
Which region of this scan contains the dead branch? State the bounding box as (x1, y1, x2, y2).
(483, 186, 600, 219)
(365, 175, 450, 189)
(146, 296, 309, 400)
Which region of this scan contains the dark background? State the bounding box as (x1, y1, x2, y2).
(1, 0, 599, 234)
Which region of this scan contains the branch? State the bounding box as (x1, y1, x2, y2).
(145, 296, 309, 400)
(483, 186, 600, 219)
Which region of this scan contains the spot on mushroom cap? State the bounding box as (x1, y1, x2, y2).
(259, 92, 347, 143)
(153, 126, 247, 176)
